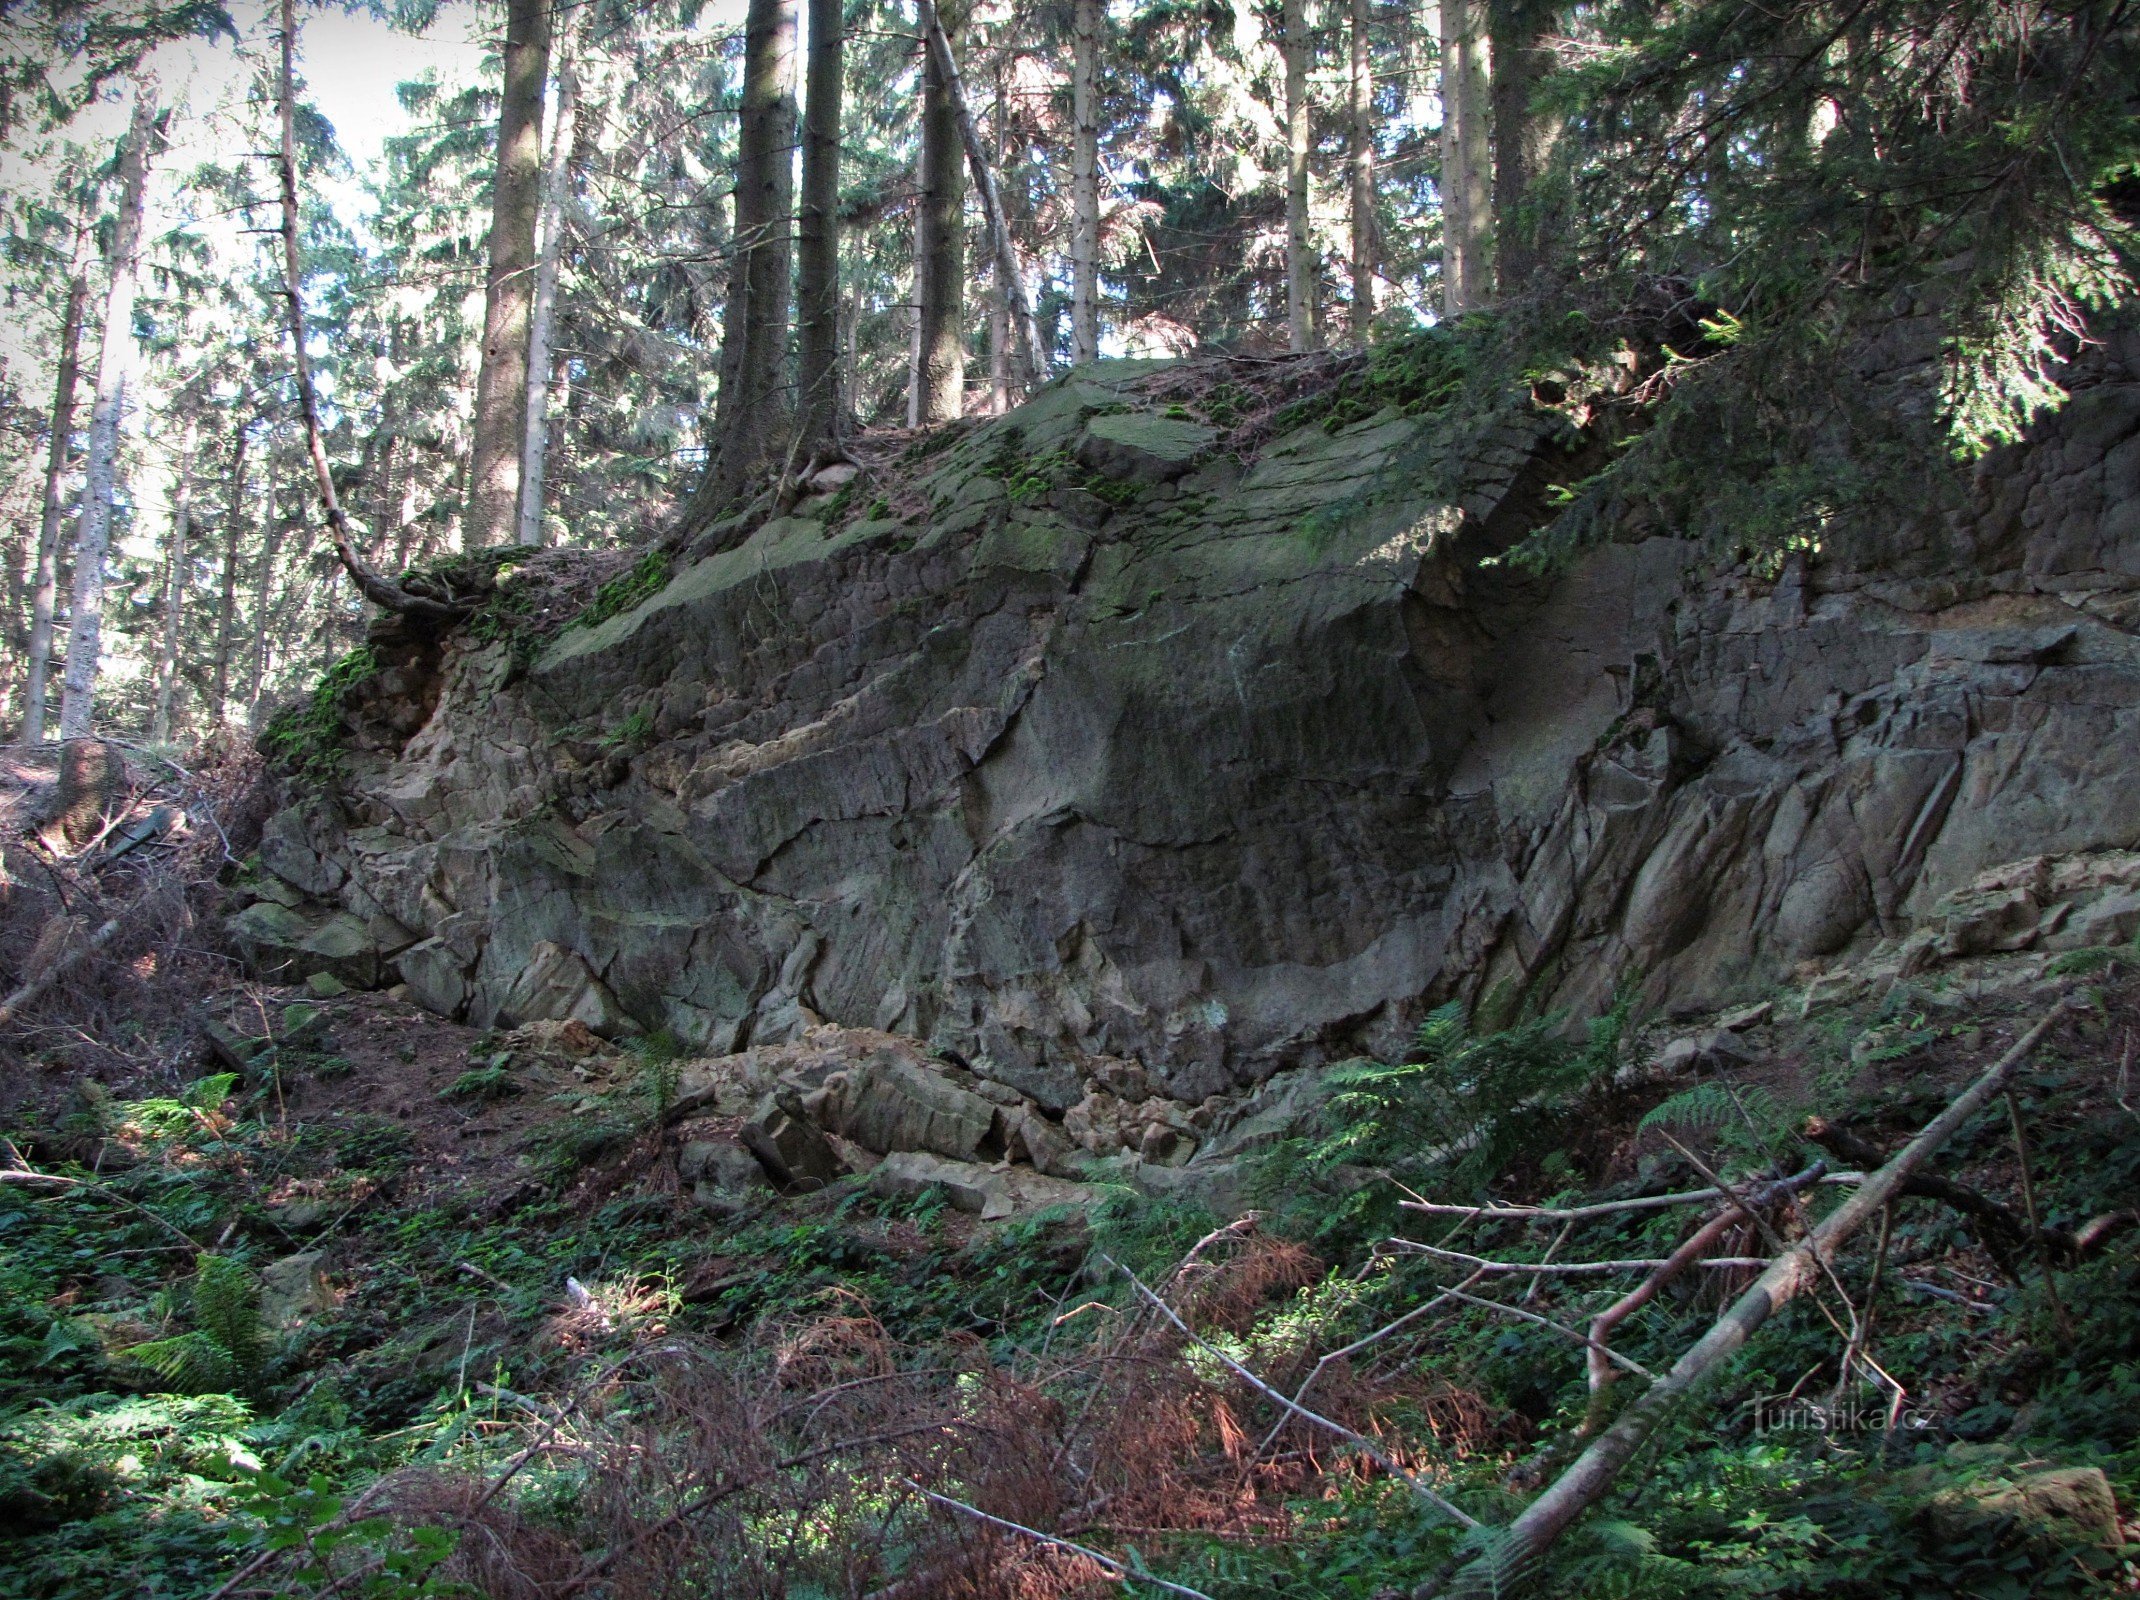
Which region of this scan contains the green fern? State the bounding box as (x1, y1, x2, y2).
(121, 1330, 238, 1394)
(121, 1256, 265, 1394)
(1641, 1080, 1793, 1166)
(1274, 997, 1632, 1235)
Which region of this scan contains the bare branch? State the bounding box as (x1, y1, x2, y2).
(1106, 1255, 1481, 1529)
(901, 1479, 1217, 1600)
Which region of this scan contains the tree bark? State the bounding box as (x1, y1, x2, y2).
(1438, 0, 1492, 315)
(1070, 0, 1101, 365)
(911, 0, 967, 425)
(919, 0, 1045, 391)
(247, 493, 286, 728)
(518, 7, 584, 547)
(1282, 0, 1314, 351)
(210, 421, 247, 725)
(795, 0, 845, 449)
(151, 414, 197, 743)
(466, 0, 551, 548)
(58, 86, 156, 741)
(697, 0, 799, 513)
(1489, 0, 1557, 295)
(1348, 0, 1375, 336)
(20, 267, 85, 744)
(1438, 1002, 2073, 1597)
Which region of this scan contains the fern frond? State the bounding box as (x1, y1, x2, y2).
(193, 1255, 266, 1381)
(121, 1331, 236, 1393)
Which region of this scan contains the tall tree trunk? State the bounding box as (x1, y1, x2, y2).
(918, 0, 1045, 389)
(1282, 0, 1314, 351)
(518, 7, 584, 547)
(1348, 0, 1375, 336)
(988, 57, 1012, 413)
(58, 86, 156, 741)
(795, 0, 845, 449)
(247, 493, 286, 728)
(1489, 0, 1557, 294)
(20, 268, 85, 743)
(911, 0, 967, 425)
(210, 422, 247, 725)
(465, 0, 551, 548)
(151, 415, 197, 743)
(1070, 0, 1101, 365)
(692, 0, 798, 516)
(1439, 0, 1492, 314)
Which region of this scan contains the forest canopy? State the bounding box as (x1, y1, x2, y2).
(0, 0, 2133, 743)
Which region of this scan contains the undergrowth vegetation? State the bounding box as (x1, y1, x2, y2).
(2, 964, 2136, 1598)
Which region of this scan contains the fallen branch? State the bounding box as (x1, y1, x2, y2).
(1580, 1164, 1829, 1429)
(1393, 1242, 1771, 1277)
(1423, 1284, 1655, 1380)
(1400, 1172, 1861, 1224)
(1251, 1268, 1491, 1465)
(1803, 1115, 2133, 1267)
(0, 915, 121, 1028)
(902, 1480, 1216, 1600)
(1431, 998, 2074, 1598)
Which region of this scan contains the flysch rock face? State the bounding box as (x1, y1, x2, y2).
(242, 340, 2140, 1125)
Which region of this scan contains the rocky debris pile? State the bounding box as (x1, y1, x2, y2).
(662, 1024, 1333, 1220)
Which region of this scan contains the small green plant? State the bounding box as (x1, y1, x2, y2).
(440, 1059, 516, 1102)
(231, 1469, 458, 1598)
(1005, 448, 1075, 503)
(1275, 326, 1475, 435)
(570, 550, 670, 632)
(260, 646, 381, 784)
(2046, 944, 2125, 978)
(601, 708, 655, 750)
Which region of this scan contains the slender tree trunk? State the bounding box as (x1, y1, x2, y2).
(1282, 0, 1314, 351)
(151, 415, 198, 743)
(1070, 0, 1101, 365)
(1489, 0, 1557, 294)
(694, 0, 798, 514)
(58, 86, 156, 741)
(795, 0, 845, 449)
(20, 268, 86, 743)
(988, 58, 1012, 413)
(247, 493, 286, 728)
(1438, 0, 1492, 314)
(519, 8, 583, 547)
(918, 0, 1045, 389)
(1348, 0, 1375, 336)
(912, 0, 967, 424)
(276, 0, 459, 619)
(211, 423, 247, 725)
(465, 0, 551, 548)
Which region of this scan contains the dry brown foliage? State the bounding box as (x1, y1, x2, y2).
(1, 735, 270, 1113)
(380, 1225, 1502, 1600)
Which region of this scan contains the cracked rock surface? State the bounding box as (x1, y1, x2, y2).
(238, 342, 2140, 1133)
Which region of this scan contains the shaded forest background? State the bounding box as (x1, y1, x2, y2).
(0, 0, 2132, 748)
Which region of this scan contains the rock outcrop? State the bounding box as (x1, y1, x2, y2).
(237, 336, 2140, 1168)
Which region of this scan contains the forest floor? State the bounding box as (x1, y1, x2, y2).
(3, 746, 2139, 1599)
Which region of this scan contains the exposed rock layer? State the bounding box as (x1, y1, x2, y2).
(241, 342, 2140, 1124)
